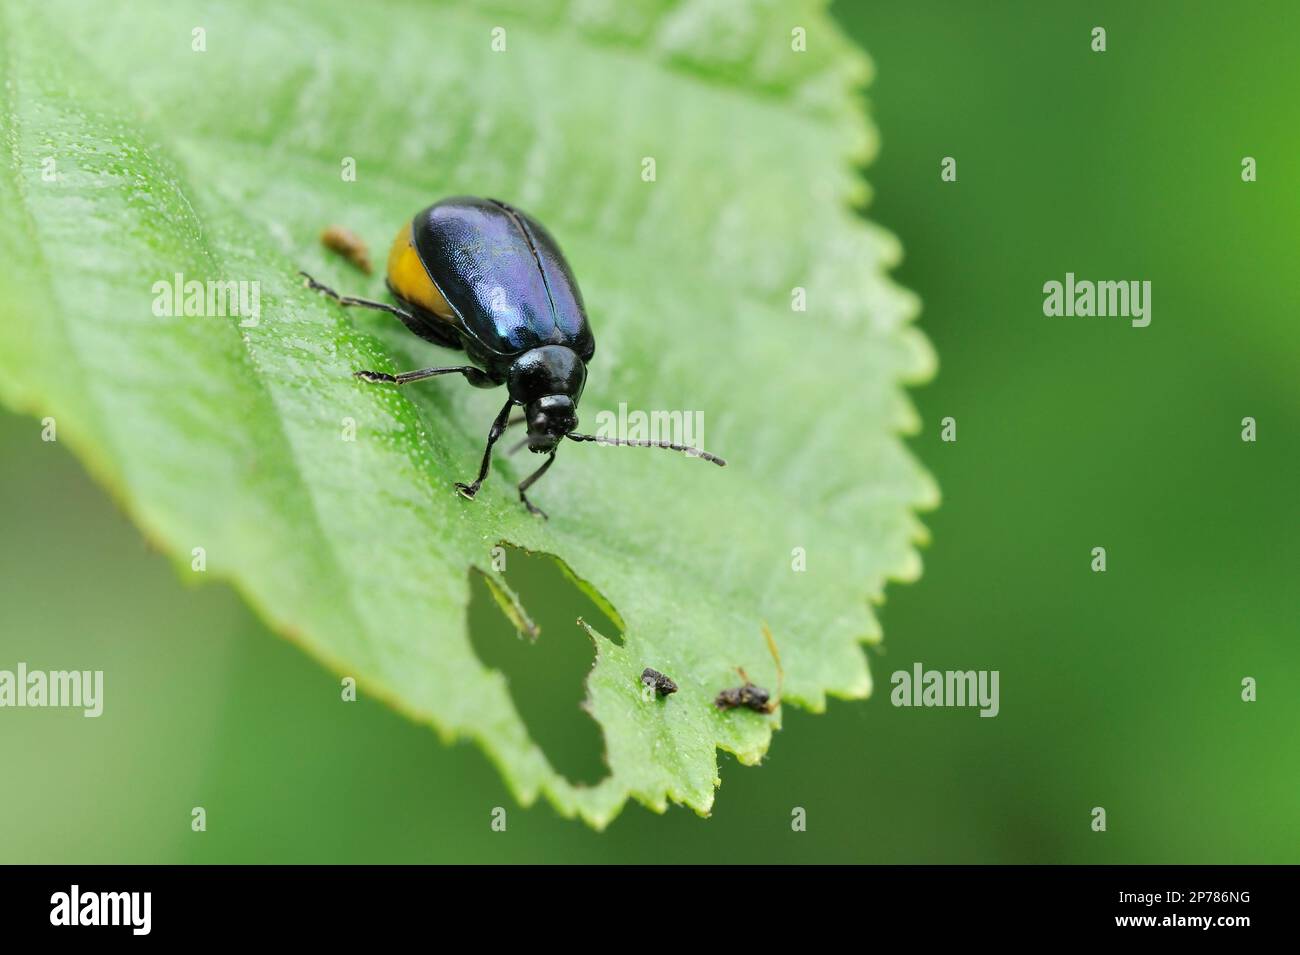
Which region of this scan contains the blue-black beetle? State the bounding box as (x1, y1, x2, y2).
(302, 196, 724, 517)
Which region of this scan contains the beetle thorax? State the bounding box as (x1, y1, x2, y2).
(506, 345, 586, 406)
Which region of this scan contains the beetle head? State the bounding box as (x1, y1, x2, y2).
(524, 395, 578, 452)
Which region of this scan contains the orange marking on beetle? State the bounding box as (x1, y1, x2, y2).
(385, 222, 455, 319)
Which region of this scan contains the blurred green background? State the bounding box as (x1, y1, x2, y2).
(1, 1, 1295, 862)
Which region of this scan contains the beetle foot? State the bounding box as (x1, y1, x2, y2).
(354, 370, 397, 384)
(520, 494, 549, 520)
(455, 481, 481, 500)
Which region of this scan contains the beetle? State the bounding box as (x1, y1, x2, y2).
(301, 196, 724, 518)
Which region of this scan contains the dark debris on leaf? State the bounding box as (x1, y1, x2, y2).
(714, 668, 775, 713)
(640, 667, 677, 696)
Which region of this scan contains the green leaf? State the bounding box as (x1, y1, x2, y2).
(0, 0, 936, 827)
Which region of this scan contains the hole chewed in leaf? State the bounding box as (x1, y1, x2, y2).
(467, 545, 622, 787)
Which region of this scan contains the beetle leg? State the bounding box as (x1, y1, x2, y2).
(299, 271, 415, 321)
(502, 417, 530, 455)
(455, 398, 516, 500)
(517, 450, 557, 519)
(354, 365, 494, 386)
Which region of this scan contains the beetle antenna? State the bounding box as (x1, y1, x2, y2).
(565, 432, 726, 467)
